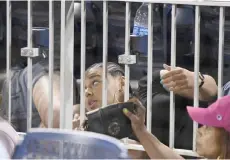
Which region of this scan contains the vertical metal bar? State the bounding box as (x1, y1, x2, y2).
(60, 0, 74, 129)
(193, 5, 201, 151)
(218, 7, 225, 99)
(60, 0, 66, 129)
(65, 0, 74, 129)
(6, 0, 11, 123)
(27, 0, 33, 130)
(169, 4, 176, 149)
(147, 3, 153, 132)
(48, 0, 54, 128)
(102, 1, 108, 107)
(124, 2, 131, 101)
(6, 0, 12, 123)
(80, 0, 86, 124)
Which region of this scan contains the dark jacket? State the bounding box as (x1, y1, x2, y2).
(137, 69, 208, 150)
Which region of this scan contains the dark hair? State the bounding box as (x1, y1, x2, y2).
(86, 62, 125, 77)
(86, 62, 134, 96)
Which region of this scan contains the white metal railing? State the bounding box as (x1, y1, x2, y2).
(193, 5, 200, 152)
(6, 0, 11, 124)
(5, 0, 229, 157)
(169, 4, 176, 149)
(80, 0, 86, 126)
(48, 0, 54, 129)
(59, 0, 74, 129)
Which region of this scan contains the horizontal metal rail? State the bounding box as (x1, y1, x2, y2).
(116, 0, 230, 7)
(124, 143, 199, 157)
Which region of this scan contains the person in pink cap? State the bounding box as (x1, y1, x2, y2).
(123, 95, 230, 159)
(186, 95, 230, 159)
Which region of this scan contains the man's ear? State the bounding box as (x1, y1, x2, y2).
(120, 76, 125, 90)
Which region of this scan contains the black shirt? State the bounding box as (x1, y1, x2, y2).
(137, 69, 207, 150)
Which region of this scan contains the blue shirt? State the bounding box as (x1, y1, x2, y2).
(223, 81, 230, 96)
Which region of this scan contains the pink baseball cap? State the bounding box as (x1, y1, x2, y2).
(187, 95, 230, 132)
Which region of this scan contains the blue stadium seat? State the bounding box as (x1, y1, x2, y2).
(12, 129, 130, 159)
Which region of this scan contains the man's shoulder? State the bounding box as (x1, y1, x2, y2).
(17, 59, 51, 87)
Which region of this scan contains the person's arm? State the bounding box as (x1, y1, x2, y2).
(33, 72, 77, 128)
(120, 138, 149, 159)
(135, 129, 184, 159)
(160, 64, 217, 102)
(175, 73, 217, 101)
(123, 101, 184, 159)
(33, 73, 61, 128)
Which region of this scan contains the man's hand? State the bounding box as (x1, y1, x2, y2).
(73, 104, 80, 116)
(72, 104, 89, 130)
(123, 97, 146, 137)
(160, 64, 194, 92)
(72, 113, 81, 130)
(72, 104, 82, 130)
(72, 113, 87, 130)
(72, 104, 87, 131)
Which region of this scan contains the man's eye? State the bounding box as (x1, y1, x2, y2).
(92, 81, 100, 86)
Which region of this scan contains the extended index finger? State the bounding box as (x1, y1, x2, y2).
(161, 68, 183, 79)
(74, 113, 80, 120)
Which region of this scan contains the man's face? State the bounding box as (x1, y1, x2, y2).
(84, 67, 121, 112)
(196, 126, 225, 159)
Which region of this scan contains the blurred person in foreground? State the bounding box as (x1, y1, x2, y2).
(124, 95, 230, 159)
(0, 117, 19, 159)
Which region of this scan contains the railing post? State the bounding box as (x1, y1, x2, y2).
(147, 3, 153, 132)
(60, 0, 74, 129)
(48, 0, 54, 128)
(102, 0, 108, 107)
(26, 0, 33, 130)
(80, 0, 86, 125)
(6, 0, 12, 123)
(217, 7, 225, 99)
(169, 4, 177, 149)
(193, 5, 201, 151)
